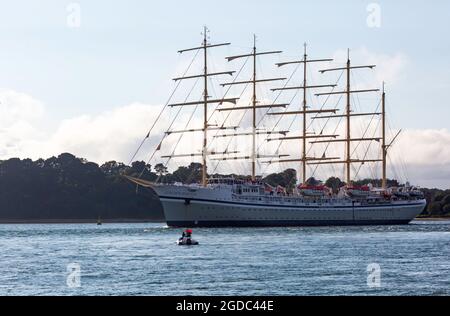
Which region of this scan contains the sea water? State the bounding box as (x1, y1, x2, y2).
(0, 220, 448, 296)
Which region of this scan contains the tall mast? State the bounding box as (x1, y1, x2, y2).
(266, 46, 337, 183)
(251, 34, 257, 181)
(166, 28, 236, 186)
(302, 43, 308, 184)
(381, 82, 387, 189)
(202, 26, 209, 187)
(307, 51, 381, 183)
(214, 37, 285, 179)
(345, 49, 351, 185)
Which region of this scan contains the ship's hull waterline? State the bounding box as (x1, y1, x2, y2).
(152, 185, 427, 228)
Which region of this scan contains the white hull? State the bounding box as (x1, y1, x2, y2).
(151, 184, 427, 227)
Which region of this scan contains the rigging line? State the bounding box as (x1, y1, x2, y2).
(205, 59, 250, 145)
(390, 117, 409, 181)
(387, 119, 408, 183)
(127, 49, 200, 166)
(387, 155, 400, 184)
(210, 105, 250, 174)
(256, 62, 301, 127)
(206, 56, 251, 151)
(310, 114, 345, 180)
(208, 56, 250, 122)
(207, 82, 250, 151)
(200, 55, 251, 175)
(304, 80, 343, 176)
(139, 79, 201, 179)
(305, 71, 344, 157)
(354, 118, 381, 180)
(257, 89, 300, 154)
(309, 71, 344, 135)
(351, 97, 381, 156)
(306, 94, 343, 159)
(163, 83, 202, 165)
(210, 96, 254, 174)
(260, 111, 299, 177)
(260, 93, 300, 177)
(351, 76, 372, 146)
(255, 64, 303, 166)
(165, 77, 201, 134)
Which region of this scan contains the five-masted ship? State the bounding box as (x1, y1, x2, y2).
(126, 28, 426, 227)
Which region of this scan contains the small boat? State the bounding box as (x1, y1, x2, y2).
(176, 229, 198, 245)
(176, 238, 199, 246)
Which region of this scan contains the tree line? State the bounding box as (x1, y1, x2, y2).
(0, 153, 448, 222)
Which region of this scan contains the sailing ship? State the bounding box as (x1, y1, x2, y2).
(126, 27, 426, 227)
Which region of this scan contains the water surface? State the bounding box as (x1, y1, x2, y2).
(0, 220, 448, 295)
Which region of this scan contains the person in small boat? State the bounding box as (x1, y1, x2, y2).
(178, 231, 186, 242)
(185, 229, 193, 245)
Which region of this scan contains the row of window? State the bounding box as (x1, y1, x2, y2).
(197, 205, 393, 212)
(194, 206, 395, 217)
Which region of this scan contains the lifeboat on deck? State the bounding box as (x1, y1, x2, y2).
(298, 184, 331, 197)
(345, 185, 371, 198)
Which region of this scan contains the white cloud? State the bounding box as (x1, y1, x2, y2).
(0, 89, 44, 124)
(394, 129, 450, 165)
(43, 103, 166, 163)
(0, 90, 45, 158)
(331, 47, 408, 87)
(388, 129, 450, 189)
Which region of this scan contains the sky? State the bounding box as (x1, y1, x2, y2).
(0, 0, 449, 188)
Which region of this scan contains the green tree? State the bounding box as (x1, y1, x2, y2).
(325, 177, 345, 193)
(428, 202, 443, 216)
(172, 163, 203, 184)
(443, 204, 450, 215)
(154, 163, 168, 177)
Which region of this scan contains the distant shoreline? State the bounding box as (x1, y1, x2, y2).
(414, 217, 450, 221)
(0, 219, 165, 224)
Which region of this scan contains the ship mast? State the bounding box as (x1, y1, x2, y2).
(251, 35, 257, 181)
(345, 50, 351, 185)
(308, 50, 381, 185)
(202, 27, 209, 187)
(167, 27, 240, 187)
(381, 82, 387, 189)
(302, 43, 308, 184)
(266, 44, 338, 184)
(213, 35, 287, 181)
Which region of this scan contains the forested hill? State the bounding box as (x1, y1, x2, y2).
(0, 153, 449, 222)
(0, 153, 163, 222)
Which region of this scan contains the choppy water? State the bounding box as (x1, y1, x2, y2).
(0, 220, 449, 296)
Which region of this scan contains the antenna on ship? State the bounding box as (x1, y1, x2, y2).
(265, 44, 339, 184)
(308, 49, 381, 185)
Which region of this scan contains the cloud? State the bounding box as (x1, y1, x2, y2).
(0, 89, 44, 124)
(42, 103, 168, 163)
(0, 89, 170, 163)
(388, 129, 450, 189)
(331, 47, 408, 87)
(0, 90, 45, 158)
